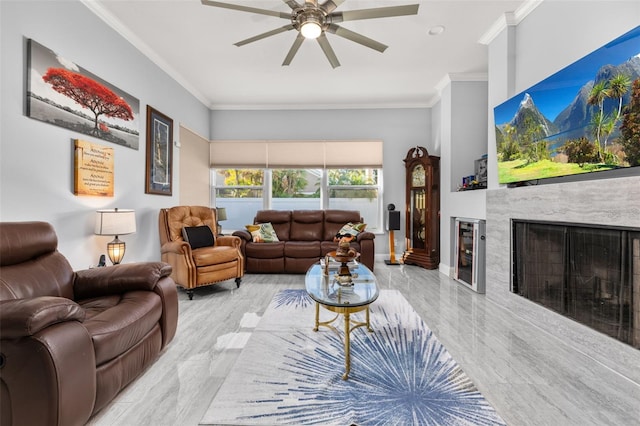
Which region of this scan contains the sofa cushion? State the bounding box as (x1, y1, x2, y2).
(182, 226, 215, 249)
(79, 291, 162, 365)
(284, 241, 321, 258)
(246, 241, 285, 259)
(290, 210, 324, 241)
(255, 210, 291, 241)
(246, 258, 284, 273)
(323, 210, 363, 241)
(284, 257, 317, 274)
(192, 246, 240, 266)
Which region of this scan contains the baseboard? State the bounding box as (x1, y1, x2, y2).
(439, 263, 453, 277)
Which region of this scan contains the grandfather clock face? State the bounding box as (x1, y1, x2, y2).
(412, 164, 425, 187)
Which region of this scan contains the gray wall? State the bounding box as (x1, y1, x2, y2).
(210, 108, 432, 256)
(437, 80, 489, 274)
(485, 1, 640, 383)
(0, 1, 210, 270)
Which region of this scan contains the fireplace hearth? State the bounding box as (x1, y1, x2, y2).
(512, 220, 640, 349)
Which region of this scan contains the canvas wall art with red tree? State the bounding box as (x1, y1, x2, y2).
(27, 39, 140, 150)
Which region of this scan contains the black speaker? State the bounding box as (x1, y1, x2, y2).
(386, 210, 400, 231)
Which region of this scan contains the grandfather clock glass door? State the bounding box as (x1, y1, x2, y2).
(404, 147, 440, 269)
(410, 166, 426, 250)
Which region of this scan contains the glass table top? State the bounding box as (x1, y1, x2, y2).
(305, 262, 378, 308)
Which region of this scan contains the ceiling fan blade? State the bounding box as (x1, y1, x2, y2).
(320, 0, 346, 14)
(201, 0, 290, 19)
(234, 24, 295, 47)
(282, 0, 301, 10)
(326, 24, 387, 53)
(282, 34, 305, 66)
(317, 34, 340, 68)
(330, 4, 419, 22)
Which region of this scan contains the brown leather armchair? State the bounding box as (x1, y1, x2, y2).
(159, 206, 244, 299)
(0, 221, 178, 426)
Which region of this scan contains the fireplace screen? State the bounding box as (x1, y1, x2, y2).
(512, 220, 640, 349)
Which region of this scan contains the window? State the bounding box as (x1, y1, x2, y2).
(210, 140, 383, 233)
(272, 169, 321, 211)
(213, 169, 264, 231)
(328, 169, 380, 229)
(212, 168, 382, 233)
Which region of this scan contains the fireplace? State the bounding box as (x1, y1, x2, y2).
(512, 220, 640, 349)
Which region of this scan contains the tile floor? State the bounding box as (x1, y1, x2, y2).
(88, 260, 640, 426)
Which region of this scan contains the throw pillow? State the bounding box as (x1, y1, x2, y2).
(335, 222, 367, 240)
(245, 222, 279, 243)
(182, 225, 215, 249)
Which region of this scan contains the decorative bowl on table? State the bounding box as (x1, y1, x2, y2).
(326, 250, 359, 284)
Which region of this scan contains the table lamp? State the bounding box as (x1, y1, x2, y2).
(216, 207, 227, 235)
(95, 208, 136, 265)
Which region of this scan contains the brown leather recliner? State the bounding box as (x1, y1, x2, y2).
(158, 206, 244, 299)
(0, 221, 178, 426)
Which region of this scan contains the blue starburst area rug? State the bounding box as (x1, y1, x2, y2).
(200, 289, 505, 426)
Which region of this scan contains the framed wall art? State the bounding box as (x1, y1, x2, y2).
(74, 139, 114, 197)
(145, 106, 173, 196)
(27, 39, 140, 149)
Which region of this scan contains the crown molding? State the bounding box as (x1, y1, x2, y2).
(80, 0, 210, 108)
(433, 73, 488, 97)
(208, 102, 432, 111)
(478, 0, 544, 45)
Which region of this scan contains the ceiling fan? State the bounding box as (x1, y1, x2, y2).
(201, 0, 419, 68)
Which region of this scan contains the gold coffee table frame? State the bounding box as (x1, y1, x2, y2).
(305, 262, 378, 380)
(313, 300, 373, 380)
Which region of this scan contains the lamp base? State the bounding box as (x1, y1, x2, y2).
(384, 259, 401, 266)
(107, 236, 126, 265)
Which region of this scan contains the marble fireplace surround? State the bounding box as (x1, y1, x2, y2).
(486, 175, 640, 385)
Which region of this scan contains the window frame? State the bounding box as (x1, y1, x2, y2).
(212, 168, 384, 233)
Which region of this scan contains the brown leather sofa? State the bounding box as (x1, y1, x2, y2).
(0, 221, 178, 426)
(233, 210, 375, 273)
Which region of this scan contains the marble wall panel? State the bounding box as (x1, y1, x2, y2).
(486, 175, 640, 384)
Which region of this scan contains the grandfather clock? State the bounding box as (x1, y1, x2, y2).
(403, 146, 440, 269)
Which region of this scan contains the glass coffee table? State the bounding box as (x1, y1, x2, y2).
(305, 261, 379, 380)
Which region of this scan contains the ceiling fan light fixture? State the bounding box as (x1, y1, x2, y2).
(301, 20, 322, 39)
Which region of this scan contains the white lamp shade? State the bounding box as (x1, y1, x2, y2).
(95, 209, 136, 236)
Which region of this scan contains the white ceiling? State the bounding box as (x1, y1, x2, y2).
(85, 0, 534, 110)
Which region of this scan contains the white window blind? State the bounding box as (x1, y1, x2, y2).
(210, 140, 382, 168)
(210, 141, 267, 168)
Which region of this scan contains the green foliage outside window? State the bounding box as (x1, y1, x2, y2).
(219, 169, 379, 199)
(328, 169, 377, 185)
(328, 169, 378, 200)
(272, 170, 311, 198)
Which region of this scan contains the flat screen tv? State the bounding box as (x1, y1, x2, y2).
(494, 25, 640, 185)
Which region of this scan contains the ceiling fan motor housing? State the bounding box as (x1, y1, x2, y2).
(293, 5, 327, 33)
